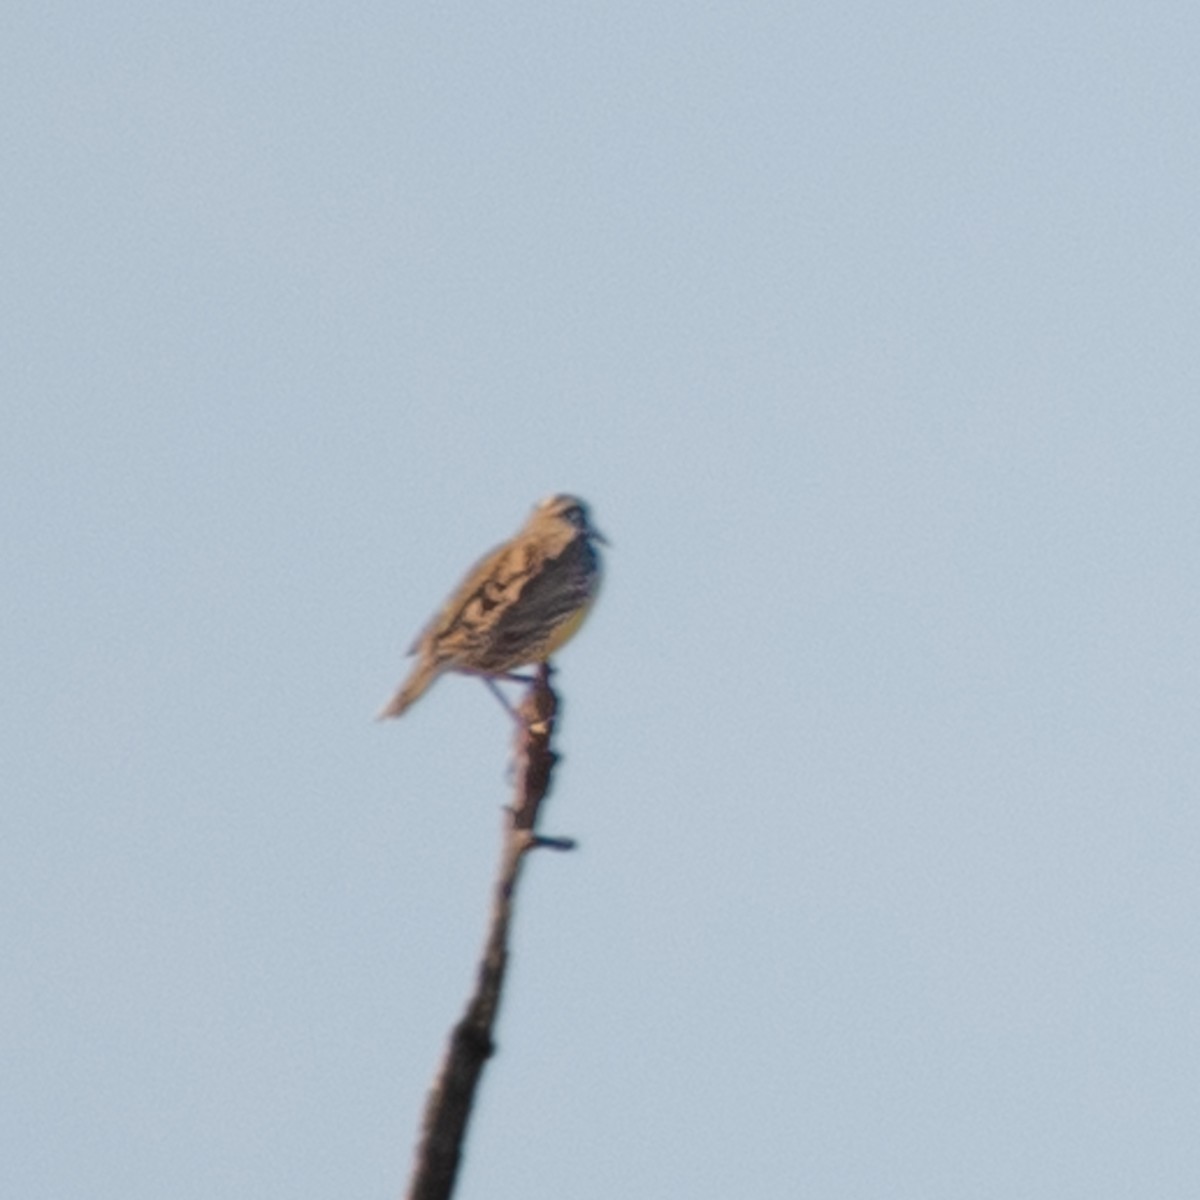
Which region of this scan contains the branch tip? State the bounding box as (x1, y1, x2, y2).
(531, 834, 578, 852)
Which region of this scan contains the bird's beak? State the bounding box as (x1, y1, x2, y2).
(591, 528, 610, 546)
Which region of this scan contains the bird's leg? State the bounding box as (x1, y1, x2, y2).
(483, 672, 549, 723)
(483, 677, 523, 721)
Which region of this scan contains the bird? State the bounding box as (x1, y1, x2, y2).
(377, 494, 607, 719)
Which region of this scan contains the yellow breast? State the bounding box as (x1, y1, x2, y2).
(534, 595, 597, 660)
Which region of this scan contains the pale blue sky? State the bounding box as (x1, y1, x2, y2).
(3, 3, 1199, 1197)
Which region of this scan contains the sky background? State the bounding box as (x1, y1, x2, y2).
(3, 2, 1199, 1197)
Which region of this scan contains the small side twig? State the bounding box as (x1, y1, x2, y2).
(405, 664, 573, 1200)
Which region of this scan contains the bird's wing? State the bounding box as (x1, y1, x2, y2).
(481, 537, 596, 664)
(408, 538, 542, 661)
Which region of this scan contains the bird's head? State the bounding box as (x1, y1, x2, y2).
(534, 494, 608, 544)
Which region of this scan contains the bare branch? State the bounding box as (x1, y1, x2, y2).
(405, 664, 571, 1200)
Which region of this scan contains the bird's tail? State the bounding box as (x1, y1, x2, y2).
(376, 659, 442, 720)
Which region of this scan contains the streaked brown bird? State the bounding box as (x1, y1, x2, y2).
(377, 494, 606, 719)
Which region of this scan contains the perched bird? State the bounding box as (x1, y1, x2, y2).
(378, 494, 606, 719)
